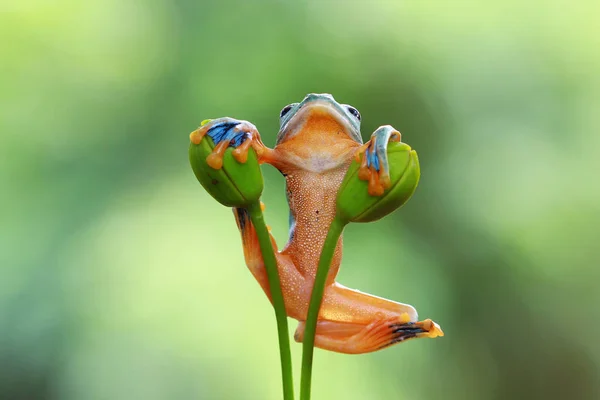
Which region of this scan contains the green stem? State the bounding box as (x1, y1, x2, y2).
(247, 201, 295, 400)
(300, 216, 346, 400)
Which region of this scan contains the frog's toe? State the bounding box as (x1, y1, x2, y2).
(191, 118, 259, 170)
(356, 126, 402, 196)
(384, 318, 444, 348)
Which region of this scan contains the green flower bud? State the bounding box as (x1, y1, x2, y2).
(336, 142, 420, 223)
(189, 126, 263, 208)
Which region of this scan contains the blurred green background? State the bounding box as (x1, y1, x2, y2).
(2, 1, 599, 399)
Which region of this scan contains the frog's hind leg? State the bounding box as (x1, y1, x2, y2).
(292, 283, 443, 354)
(233, 207, 274, 297)
(320, 282, 419, 324)
(233, 207, 306, 317)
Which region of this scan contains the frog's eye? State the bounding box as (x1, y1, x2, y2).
(345, 106, 361, 121)
(280, 104, 295, 118)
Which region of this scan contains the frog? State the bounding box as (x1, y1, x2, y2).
(190, 93, 443, 354)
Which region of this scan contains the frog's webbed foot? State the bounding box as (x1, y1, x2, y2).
(345, 316, 443, 354)
(189, 117, 273, 169)
(294, 316, 443, 354)
(354, 125, 402, 196)
(382, 318, 444, 348)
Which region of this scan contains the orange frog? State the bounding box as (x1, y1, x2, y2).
(190, 93, 443, 354)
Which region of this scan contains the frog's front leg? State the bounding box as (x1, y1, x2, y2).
(354, 125, 402, 196)
(189, 117, 276, 169)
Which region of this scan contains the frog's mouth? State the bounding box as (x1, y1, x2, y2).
(276, 99, 362, 145)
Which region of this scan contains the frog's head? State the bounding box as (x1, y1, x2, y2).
(276, 93, 363, 145)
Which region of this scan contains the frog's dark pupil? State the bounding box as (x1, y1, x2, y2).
(347, 106, 361, 120)
(280, 105, 293, 118)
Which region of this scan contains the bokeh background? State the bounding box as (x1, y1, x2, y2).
(2, 1, 600, 399)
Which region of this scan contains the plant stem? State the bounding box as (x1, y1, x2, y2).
(300, 216, 346, 400)
(247, 201, 295, 400)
